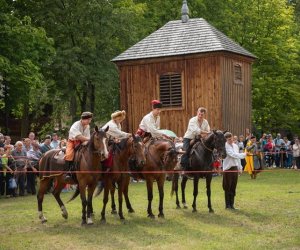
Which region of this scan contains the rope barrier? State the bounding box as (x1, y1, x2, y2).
(0, 168, 298, 174)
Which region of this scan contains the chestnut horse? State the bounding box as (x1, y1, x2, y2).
(171, 130, 226, 213)
(140, 138, 178, 218)
(37, 126, 109, 225)
(100, 134, 146, 222)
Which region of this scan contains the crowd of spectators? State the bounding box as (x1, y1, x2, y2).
(234, 132, 300, 170)
(0, 132, 67, 198)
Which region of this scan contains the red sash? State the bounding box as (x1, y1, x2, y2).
(102, 151, 113, 168)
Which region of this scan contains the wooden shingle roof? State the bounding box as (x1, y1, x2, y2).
(112, 18, 256, 62)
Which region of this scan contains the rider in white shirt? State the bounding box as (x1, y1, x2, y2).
(180, 107, 211, 170)
(136, 100, 167, 139)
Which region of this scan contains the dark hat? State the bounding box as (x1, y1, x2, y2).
(151, 100, 162, 109)
(81, 111, 93, 119)
(251, 135, 256, 139)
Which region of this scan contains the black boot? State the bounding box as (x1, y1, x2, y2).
(64, 161, 74, 182)
(230, 193, 237, 210)
(225, 192, 231, 209)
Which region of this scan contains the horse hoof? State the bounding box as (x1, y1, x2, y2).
(209, 209, 214, 213)
(158, 213, 165, 218)
(87, 218, 93, 225)
(183, 205, 188, 209)
(148, 214, 155, 219)
(62, 213, 68, 219)
(81, 221, 87, 226)
(111, 210, 117, 214)
(128, 208, 135, 213)
(41, 218, 47, 224)
(192, 209, 197, 213)
(100, 218, 106, 224)
(176, 205, 181, 209)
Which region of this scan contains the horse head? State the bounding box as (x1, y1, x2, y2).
(91, 126, 109, 161)
(212, 130, 227, 159)
(129, 134, 146, 167)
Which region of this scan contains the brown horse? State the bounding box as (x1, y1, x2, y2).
(140, 138, 178, 218)
(37, 126, 109, 225)
(100, 134, 146, 222)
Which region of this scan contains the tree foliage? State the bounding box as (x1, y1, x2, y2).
(0, 0, 299, 137)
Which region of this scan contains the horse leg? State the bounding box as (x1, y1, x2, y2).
(100, 178, 111, 223)
(110, 184, 117, 214)
(37, 178, 51, 223)
(206, 174, 214, 213)
(181, 175, 188, 209)
(146, 178, 155, 218)
(172, 173, 180, 209)
(124, 175, 134, 213)
(52, 176, 68, 219)
(117, 179, 125, 220)
(79, 183, 88, 225)
(192, 176, 199, 213)
(86, 184, 96, 225)
(157, 177, 165, 218)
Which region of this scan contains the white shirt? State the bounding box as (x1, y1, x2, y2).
(222, 142, 246, 171)
(102, 120, 130, 139)
(183, 116, 210, 139)
(293, 143, 300, 157)
(139, 112, 164, 138)
(68, 120, 90, 140)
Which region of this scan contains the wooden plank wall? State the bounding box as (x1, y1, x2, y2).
(220, 54, 252, 136)
(118, 53, 252, 137)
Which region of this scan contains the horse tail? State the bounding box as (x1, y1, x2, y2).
(93, 181, 104, 197)
(67, 186, 80, 203)
(170, 173, 179, 197)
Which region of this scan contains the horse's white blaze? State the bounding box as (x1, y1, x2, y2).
(102, 138, 109, 159)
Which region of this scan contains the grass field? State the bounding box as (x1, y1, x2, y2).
(0, 169, 299, 250)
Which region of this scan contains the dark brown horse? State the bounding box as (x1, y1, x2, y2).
(172, 130, 226, 213)
(100, 134, 146, 222)
(140, 138, 178, 218)
(37, 126, 109, 225)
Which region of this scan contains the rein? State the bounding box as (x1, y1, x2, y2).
(200, 138, 214, 152)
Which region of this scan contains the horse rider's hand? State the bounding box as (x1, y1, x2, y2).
(82, 141, 88, 146)
(239, 170, 243, 176)
(127, 133, 132, 138)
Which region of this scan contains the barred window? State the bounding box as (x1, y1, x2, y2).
(234, 63, 242, 84)
(159, 73, 182, 108)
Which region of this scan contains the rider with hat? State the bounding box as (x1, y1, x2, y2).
(64, 111, 93, 181)
(136, 100, 168, 139)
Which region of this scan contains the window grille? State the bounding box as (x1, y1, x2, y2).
(234, 63, 242, 84)
(159, 73, 182, 108)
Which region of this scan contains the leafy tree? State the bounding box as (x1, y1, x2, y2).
(0, 1, 55, 136)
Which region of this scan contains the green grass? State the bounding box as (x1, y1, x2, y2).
(0, 169, 299, 250)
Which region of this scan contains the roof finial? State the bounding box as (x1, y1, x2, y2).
(181, 0, 189, 23)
